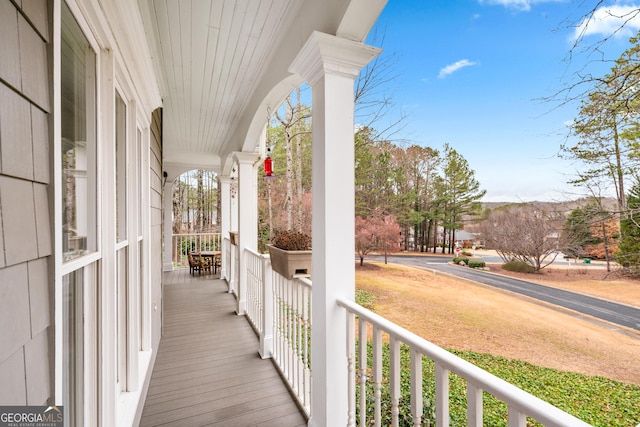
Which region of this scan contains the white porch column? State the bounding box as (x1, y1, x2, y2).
(219, 175, 232, 280)
(229, 169, 239, 293)
(289, 31, 380, 427)
(232, 152, 260, 315)
(162, 179, 174, 271)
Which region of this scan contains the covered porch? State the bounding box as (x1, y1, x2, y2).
(145, 235, 592, 427)
(143, 0, 590, 424)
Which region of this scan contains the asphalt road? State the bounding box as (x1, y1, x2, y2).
(370, 254, 640, 333)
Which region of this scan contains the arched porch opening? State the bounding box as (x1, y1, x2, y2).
(168, 169, 221, 269)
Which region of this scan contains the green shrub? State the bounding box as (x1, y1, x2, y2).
(356, 289, 376, 310)
(502, 260, 535, 273)
(468, 259, 486, 268)
(452, 257, 469, 265)
(461, 250, 473, 257)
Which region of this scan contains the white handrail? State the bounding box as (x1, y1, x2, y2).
(336, 297, 591, 427)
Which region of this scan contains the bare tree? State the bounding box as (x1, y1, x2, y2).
(478, 205, 565, 273)
(274, 91, 311, 231)
(548, 2, 640, 109)
(354, 30, 407, 142)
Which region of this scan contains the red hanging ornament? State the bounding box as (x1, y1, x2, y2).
(264, 155, 273, 177)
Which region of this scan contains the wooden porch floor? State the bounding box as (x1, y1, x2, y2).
(139, 269, 307, 427)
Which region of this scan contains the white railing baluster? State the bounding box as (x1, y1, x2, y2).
(283, 276, 288, 378)
(390, 337, 400, 427)
(467, 382, 483, 427)
(294, 282, 300, 394)
(372, 326, 382, 427)
(223, 238, 230, 280)
(347, 311, 356, 427)
(303, 281, 311, 412)
(287, 278, 293, 381)
(358, 318, 368, 427)
(508, 407, 527, 427)
(435, 364, 450, 427)
(274, 273, 282, 365)
(410, 348, 422, 426)
(260, 254, 273, 358)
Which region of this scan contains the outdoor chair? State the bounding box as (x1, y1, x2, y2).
(201, 255, 213, 274)
(214, 255, 221, 274)
(188, 252, 201, 274)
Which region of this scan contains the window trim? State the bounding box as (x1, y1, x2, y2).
(54, 1, 104, 416)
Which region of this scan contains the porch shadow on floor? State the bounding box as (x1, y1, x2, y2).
(139, 269, 307, 426)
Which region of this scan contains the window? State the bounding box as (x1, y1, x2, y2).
(116, 92, 127, 242)
(62, 264, 98, 427)
(62, 269, 84, 427)
(137, 128, 143, 234)
(116, 247, 128, 389)
(61, 1, 97, 262)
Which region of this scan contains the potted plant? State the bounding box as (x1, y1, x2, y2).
(267, 229, 312, 279)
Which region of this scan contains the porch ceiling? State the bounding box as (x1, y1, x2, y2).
(138, 0, 387, 177)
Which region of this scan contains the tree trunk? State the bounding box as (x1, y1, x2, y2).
(612, 115, 626, 213)
(432, 220, 438, 253)
(197, 170, 204, 232)
(283, 96, 294, 229)
(600, 216, 612, 272)
(295, 87, 303, 232)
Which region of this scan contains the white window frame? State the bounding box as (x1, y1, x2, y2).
(54, 3, 103, 426)
(55, 1, 156, 425)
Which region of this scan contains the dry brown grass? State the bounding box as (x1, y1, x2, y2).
(355, 261, 640, 385)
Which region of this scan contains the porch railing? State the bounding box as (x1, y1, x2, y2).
(246, 249, 268, 344)
(171, 233, 222, 267)
(272, 274, 312, 416)
(336, 297, 591, 427)
(230, 245, 591, 425)
(245, 248, 312, 416)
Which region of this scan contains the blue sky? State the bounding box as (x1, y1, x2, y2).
(367, 0, 640, 202)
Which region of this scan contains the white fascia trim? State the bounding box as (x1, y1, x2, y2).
(336, 0, 389, 42)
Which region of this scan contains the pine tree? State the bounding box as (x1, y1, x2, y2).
(618, 178, 640, 273)
(440, 144, 486, 253)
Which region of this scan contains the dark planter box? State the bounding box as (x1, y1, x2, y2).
(229, 231, 239, 246)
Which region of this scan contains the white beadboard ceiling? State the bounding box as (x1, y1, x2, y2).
(139, 0, 387, 176)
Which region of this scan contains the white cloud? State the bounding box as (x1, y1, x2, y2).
(479, 0, 533, 12)
(573, 4, 640, 40)
(438, 59, 478, 79)
(478, 0, 563, 12)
